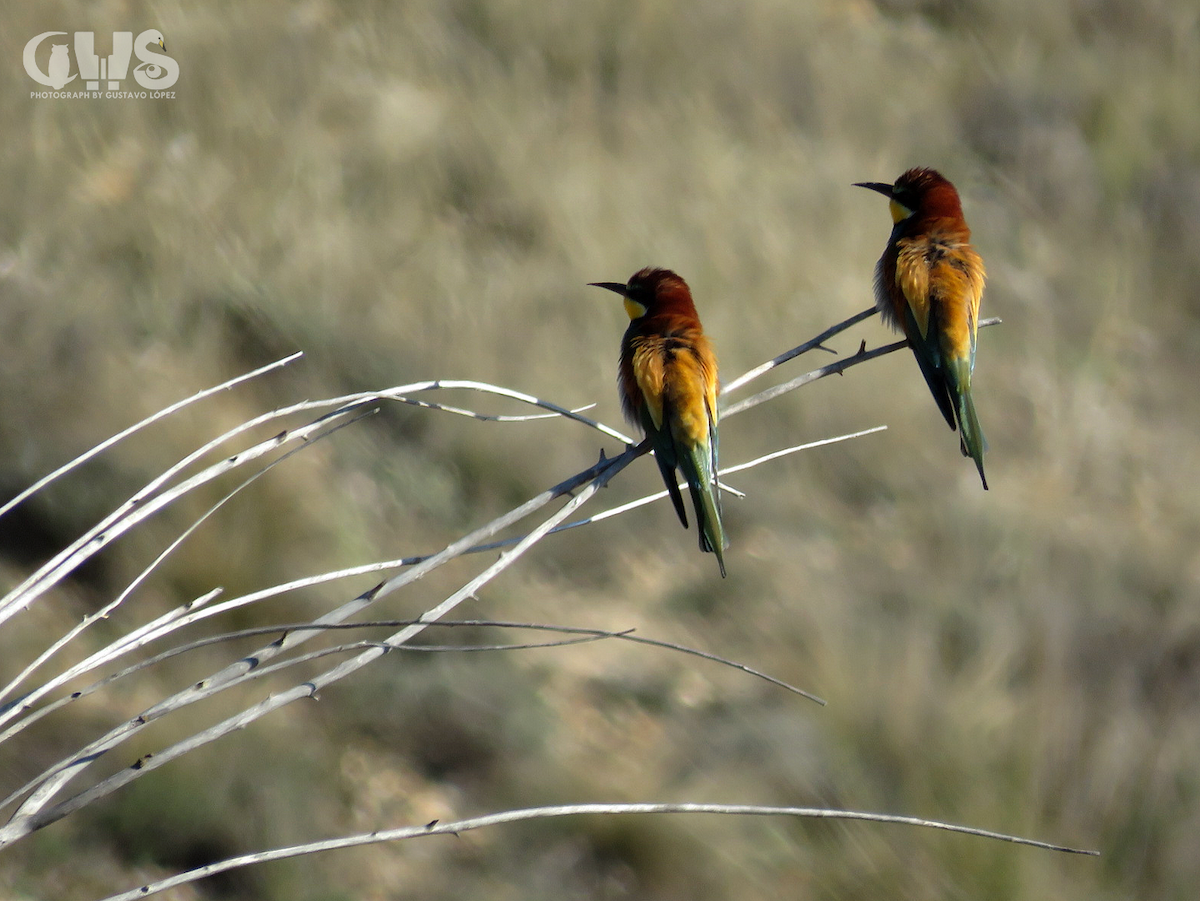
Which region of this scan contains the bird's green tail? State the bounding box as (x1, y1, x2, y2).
(681, 443, 728, 577)
(948, 359, 988, 490)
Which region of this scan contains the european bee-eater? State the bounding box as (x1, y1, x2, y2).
(590, 267, 729, 576)
(855, 167, 989, 489)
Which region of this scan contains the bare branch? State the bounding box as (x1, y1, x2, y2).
(722, 306, 878, 396)
(0, 307, 1016, 869)
(0, 445, 641, 845)
(0, 617, 817, 756)
(724, 317, 1001, 419)
(0, 411, 371, 718)
(382, 380, 633, 444)
(472, 426, 887, 547)
(0, 352, 303, 522)
(96, 801, 1097, 901)
(0, 398, 375, 635)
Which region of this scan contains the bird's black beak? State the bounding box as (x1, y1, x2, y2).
(853, 181, 896, 199)
(588, 281, 629, 297)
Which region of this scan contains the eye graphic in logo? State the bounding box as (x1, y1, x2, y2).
(132, 30, 174, 88)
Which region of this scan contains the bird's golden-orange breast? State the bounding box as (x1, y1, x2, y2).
(661, 341, 718, 448)
(929, 245, 985, 363)
(894, 240, 933, 338)
(628, 338, 667, 431)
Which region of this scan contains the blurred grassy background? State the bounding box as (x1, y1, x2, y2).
(2, 0, 1199, 898)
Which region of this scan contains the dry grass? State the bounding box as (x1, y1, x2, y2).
(2, 0, 1199, 898)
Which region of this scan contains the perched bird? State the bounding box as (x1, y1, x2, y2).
(590, 268, 729, 576)
(855, 167, 989, 489)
